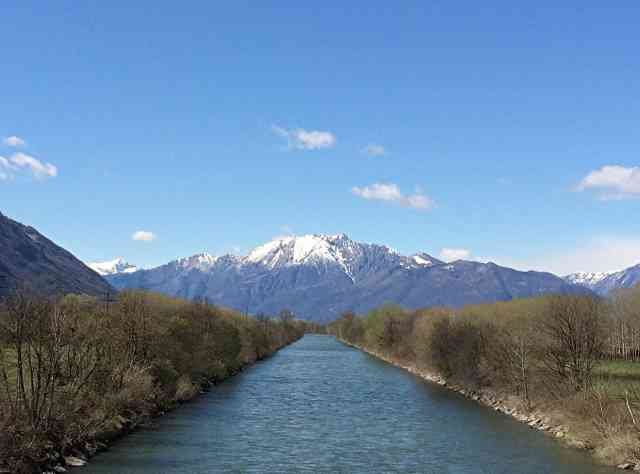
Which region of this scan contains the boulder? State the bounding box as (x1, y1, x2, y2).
(64, 456, 87, 467)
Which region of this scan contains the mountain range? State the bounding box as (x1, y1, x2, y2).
(0, 211, 113, 298)
(3, 210, 637, 322)
(564, 266, 640, 296)
(105, 234, 592, 322)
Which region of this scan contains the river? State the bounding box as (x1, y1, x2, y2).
(83, 335, 615, 473)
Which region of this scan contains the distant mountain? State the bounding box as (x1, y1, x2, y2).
(565, 265, 640, 295)
(109, 234, 590, 322)
(563, 272, 611, 292)
(88, 257, 139, 276)
(0, 211, 113, 298)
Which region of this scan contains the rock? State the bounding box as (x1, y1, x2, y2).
(617, 463, 634, 470)
(567, 439, 587, 449)
(53, 466, 67, 473)
(64, 456, 87, 467)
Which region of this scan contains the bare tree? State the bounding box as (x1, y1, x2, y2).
(536, 295, 605, 393)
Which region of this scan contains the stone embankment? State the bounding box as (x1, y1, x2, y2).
(340, 340, 639, 471)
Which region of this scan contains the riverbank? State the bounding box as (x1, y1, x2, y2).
(338, 339, 638, 471)
(34, 335, 304, 474)
(0, 291, 308, 474)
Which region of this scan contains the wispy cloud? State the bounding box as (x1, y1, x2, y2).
(272, 125, 336, 150)
(351, 182, 434, 211)
(576, 165, 640, 199)
(132, 231, 157, 242)
(11, 152, 58, 179)
(439, 248, 471, 262)
(0, 152, 58, 181)
(3, 135, 26, 147)
(362, 143, 386, 157)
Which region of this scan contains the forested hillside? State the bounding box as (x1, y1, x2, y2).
(0, 212, 112, 298)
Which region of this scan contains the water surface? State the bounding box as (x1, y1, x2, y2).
(84, 335, 615, 473)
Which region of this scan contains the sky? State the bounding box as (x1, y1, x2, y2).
(1, 1, 639, 275)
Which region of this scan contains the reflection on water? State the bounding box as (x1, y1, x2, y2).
(84, 335, 615, 474)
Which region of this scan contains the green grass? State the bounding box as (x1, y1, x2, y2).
(594, 360, 640, 398)
(595, 360, 640, 380)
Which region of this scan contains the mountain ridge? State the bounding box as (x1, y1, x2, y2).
(107, 233, 590, 322)
(0, 211, 113, 298)
(564, 264, 640, 295)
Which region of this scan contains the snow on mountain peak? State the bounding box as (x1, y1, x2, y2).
(412, 255, 432, 266)
(242, 233, 442, 283)
(563, 271, 611, 287)
(88, 257, 139, 276)
(245, 234, 346, 268)
(174, 252, 218, 270)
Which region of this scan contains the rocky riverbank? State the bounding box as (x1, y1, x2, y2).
(339, 339, 638, 471)
(32, 336, 304, 474)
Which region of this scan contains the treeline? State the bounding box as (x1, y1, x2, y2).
(0, 290, 306, 473)
(328, 287, 640, 465)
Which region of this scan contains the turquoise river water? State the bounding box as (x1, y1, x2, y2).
(83, 335, 616, 473)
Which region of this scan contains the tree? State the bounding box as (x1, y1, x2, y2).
(536, 295, 605, 393)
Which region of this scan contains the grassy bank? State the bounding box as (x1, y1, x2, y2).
(0, 291, 306, 473)
(328, 290, 640, 470)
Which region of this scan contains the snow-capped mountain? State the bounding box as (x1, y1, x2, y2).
(242, 234, 440, 279)
(108, 233, 590, 322)
(598, 264, 640, 295)
(563, 272, 611, 289)
(565, 264, 640, 295)
(173, 253, 218, 271)
(88, 257, 139, 276)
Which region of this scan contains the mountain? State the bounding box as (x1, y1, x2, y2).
(108, 234, 589, 322)
(564, 272, 611, 288)
(0, 211, 113, 298)
(565, 265, 640, 295)
(563, 272, 612, 293)
(88, 257, 139, 276)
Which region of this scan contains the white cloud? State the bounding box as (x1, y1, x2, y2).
(482, 236, 640, 275)
(0, 152, 57, 181)
(273, 125, 336, 150)
(439, 248, 471, 262)
(132, 231, 157, 242)
(351, 182, 434, 211)
(577, 165, 640, 199)
(3, 135, 25, 147)
(10, 152, 57, 179)
(362, 144, 386, 157)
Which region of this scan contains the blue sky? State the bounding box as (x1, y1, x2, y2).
(1, 1, 639, 275)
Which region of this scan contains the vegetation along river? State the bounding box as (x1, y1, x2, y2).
(83, 335, 616, 473)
